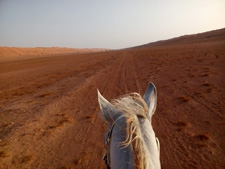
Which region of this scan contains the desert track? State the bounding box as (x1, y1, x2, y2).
(0, 39, 225, 168)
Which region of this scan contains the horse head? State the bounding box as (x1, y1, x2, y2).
(98, 83, 161, 169)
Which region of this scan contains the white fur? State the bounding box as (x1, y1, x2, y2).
(98, 83, 161, 169)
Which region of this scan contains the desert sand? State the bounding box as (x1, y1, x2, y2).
(0, 47, 105, 62)
(0, 28, 225, 169)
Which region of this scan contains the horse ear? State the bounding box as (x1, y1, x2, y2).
(97, 89, 116, 123)
(143, 82, 157, 117)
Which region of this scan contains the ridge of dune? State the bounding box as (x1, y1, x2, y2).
(132, 27, 225, 49)
(0, 47, 107, 61)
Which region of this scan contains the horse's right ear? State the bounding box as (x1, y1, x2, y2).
(97, 89, 116, 123)
(143, 82, 157, 118)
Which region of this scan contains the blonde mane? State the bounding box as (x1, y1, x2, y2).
(112, 93, 149, 169)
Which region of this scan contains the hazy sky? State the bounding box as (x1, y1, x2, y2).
(0, 0, 224, 49)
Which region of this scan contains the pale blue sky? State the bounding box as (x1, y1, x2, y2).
(0, 0, 224, 49)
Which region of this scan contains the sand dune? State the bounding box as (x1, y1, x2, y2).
(0, 28, 225, 169)
(133, 28, 225, 48)
(0, 47, 106, 61)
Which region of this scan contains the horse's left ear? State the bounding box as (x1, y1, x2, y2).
(97, 89, 117, 123)
(143, 82, 157, 117)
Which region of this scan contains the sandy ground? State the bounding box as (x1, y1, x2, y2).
(0, 29, 225, 169)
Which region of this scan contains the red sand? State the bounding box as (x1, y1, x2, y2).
(0, 28, 225, 168)
(0, 47, 106, 61)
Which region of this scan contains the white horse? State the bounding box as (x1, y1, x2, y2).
(97, 83, 161, 169)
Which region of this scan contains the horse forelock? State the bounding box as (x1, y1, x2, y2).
(112, 93, 148, 118)
(112, 93, 150, 169)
